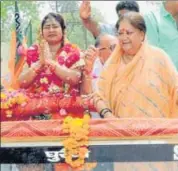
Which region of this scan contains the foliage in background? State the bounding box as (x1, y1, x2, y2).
(1, 1, 105, 56)
(48, 1, 105, 50)
(1, 1, 42, 43)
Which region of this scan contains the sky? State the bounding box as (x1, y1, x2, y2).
(90, 1, 158, 24)
(40, 1, 158, 24)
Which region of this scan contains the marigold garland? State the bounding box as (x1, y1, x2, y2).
(1, 89, 28, 118)
(62, 114, 97, 170)
(0, 89, 95, 121)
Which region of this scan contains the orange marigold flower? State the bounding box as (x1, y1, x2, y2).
(71, 44, 78, 49)
(71, 118, 83, 127)
(85, 162, 97, 171)
(1, 102, 8, 109)
(1, 93, 7, 99)
(6, 110, 12, 118)
(62, 114, 92, 169)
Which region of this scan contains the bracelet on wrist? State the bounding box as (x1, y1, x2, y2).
(99, 108, 112, 118)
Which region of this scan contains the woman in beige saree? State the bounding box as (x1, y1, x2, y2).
(94, 12, 178, 119)
(92, 12, 178, 171)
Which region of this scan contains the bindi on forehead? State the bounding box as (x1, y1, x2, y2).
(120, 28, 126, 32)
(119, 28, 134, 32)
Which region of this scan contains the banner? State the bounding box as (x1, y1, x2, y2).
(15, 1, 23, 66)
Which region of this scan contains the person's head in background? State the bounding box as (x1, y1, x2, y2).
(164, 1, 178, 18)
(115, 1, 140, 29)
(95, 34, 118, 65)
(116, 1, 140, 17)
(41, 13, 66, 47)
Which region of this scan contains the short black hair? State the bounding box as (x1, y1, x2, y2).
(116, 1, 140, 14)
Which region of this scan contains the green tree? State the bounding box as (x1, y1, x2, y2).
(1, 1, 105, 49)
(48, 1, 105, 50)
(1, 1, 43, 43)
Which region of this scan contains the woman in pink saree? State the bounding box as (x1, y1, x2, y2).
(15, 12, 92, 120)
(6, 12, 93, 171)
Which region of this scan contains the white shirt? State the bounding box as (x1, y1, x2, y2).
(92, 58, 103, 91)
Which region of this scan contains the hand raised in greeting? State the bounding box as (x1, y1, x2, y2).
(80, 1, 91, 20)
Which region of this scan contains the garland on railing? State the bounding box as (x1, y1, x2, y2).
(62, 114, 90, 168)
(1, 89, 97, 169)
(62, 112, 97, 170)
(0, 89, 95, 121)
(1, 89, 28, 118)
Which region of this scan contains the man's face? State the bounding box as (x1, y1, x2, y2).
(98, 36, 118, 64)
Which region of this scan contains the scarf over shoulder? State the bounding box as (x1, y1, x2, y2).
(96, 41, 178, 118)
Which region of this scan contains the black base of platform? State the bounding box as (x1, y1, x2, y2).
(0, 144, 178, 163)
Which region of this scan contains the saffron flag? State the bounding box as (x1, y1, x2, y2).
(25, 20, 33, 47)
(6, 1, 26, 89)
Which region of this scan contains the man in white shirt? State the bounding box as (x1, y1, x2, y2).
(83, 34, 118, 120)
(85, 34, 118, 90)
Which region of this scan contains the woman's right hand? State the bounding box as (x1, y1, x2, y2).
(31, 60, 44, 74)
(39, 40, 51, 65)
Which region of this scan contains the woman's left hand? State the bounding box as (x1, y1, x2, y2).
(81, 93, 95, 109)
